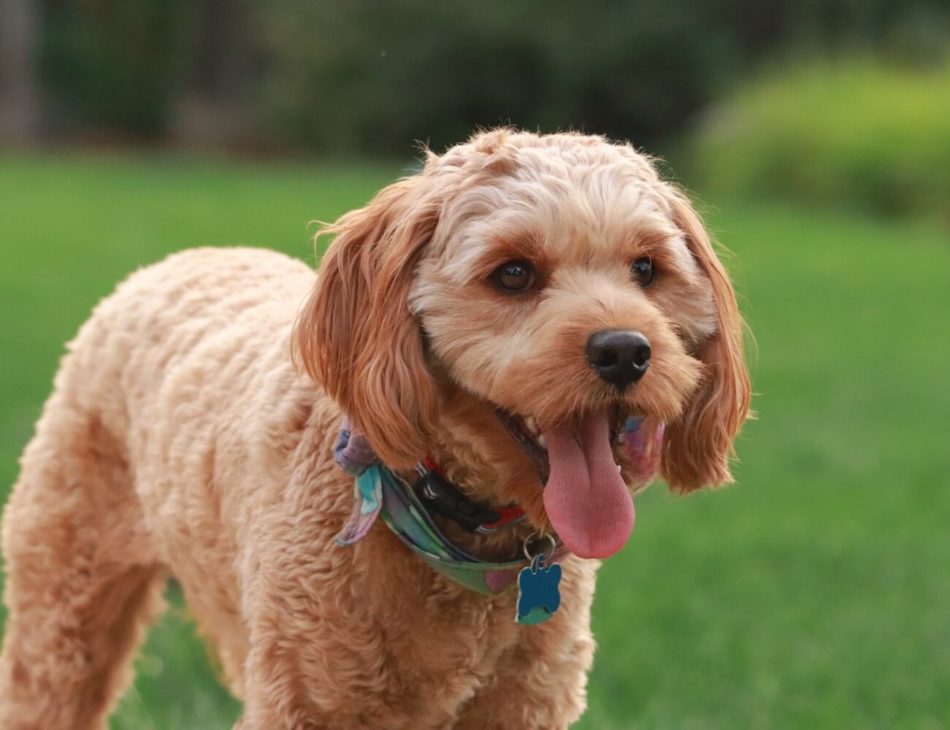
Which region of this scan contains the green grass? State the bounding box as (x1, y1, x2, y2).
(1, 154, 948, 729)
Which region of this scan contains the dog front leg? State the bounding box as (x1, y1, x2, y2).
(454, 561, 598, 730)
(455, 628, 594, 729)
(232, 532, 460, 730)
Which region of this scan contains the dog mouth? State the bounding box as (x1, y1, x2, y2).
(495, 405, 628, 480)
(496, 405, 635, 559)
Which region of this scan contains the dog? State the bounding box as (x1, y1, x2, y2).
(0, 129, 750, 729)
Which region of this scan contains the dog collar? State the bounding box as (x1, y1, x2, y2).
(333, 419, 524, 535)
(332, 423, 566, 623)
(415, 456, 526, 534)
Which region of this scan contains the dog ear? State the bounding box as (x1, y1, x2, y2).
(660, 188, 751, 492)
(293, 174, 441, 469)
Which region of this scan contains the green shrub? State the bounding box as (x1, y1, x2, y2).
(690, 58, 950, 224)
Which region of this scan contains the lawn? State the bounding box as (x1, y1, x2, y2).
(1, 153, 947, 729)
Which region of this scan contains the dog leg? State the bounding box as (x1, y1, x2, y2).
(453, 563, 597, 730)
(454, 629, 594, 730)
(0, 404, 164, 730)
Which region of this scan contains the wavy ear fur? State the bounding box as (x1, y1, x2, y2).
(293, 175, 441, 469)
(661, 189, 751, 491)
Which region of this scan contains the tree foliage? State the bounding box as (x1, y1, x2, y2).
(32, 0, 950, 153)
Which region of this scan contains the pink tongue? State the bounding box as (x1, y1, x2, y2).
(542, 413, 635, 559)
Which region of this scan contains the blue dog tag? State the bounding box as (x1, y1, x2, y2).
(516, 554, 562, 625)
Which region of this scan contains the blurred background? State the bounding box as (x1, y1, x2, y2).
(1, 1, 949, 728)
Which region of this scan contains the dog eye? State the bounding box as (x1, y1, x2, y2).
(493, 261, 536, 293)
(631, 256, 656, 287)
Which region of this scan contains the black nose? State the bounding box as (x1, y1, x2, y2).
(586, 330, 651, 390)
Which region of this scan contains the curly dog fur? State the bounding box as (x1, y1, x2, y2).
(0, 129, 750, 729)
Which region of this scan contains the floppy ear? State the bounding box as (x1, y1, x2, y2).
(293, 174, 441, 469)
(660, 189, 751, 492)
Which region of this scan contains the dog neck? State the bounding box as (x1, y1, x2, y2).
(403, 402, 552, 562)
(334, 399, 549, 563)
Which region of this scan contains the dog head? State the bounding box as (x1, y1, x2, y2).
(294, 129, 750, 558)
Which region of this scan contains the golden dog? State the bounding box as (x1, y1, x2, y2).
(0, 129, 749, 729)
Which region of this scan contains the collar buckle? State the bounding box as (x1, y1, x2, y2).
(413, 468, 503, 533)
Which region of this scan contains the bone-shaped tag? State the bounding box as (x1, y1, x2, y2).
(516, 556, 562, 625)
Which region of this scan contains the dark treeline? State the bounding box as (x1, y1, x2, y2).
(2, 0, 948, 154)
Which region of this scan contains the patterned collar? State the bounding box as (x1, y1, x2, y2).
(332, 421, 567, 623)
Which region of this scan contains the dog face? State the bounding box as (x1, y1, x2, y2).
(295, 130, 750, 558)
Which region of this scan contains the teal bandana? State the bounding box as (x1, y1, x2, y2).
(335, 463, 565, 596)
(331, 415, 656, 623)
